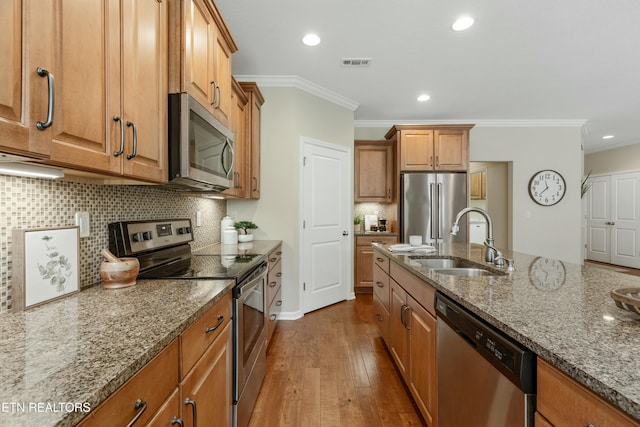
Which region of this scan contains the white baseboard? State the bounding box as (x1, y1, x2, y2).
(277, 310, 304, 320)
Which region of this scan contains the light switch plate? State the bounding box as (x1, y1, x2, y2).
(75, 212, 90, 237)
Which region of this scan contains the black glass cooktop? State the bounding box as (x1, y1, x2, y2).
(153, 254, 265, 282)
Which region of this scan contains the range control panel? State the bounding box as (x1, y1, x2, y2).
(109, 219, 194, 256)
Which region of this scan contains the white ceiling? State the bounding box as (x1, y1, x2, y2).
(216, 0, 640, 153)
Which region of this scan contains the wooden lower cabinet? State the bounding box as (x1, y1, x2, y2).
(180, 321, 233, 427)
(373, 248, 437, 426)
(265, 244, 283, 348)
(355, 235, 397, 292)
(80, 293, 233, 426)
(537, 358, 638, 426)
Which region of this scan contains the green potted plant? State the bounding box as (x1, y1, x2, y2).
(353, 215, 362, 232)
(234, 221, 258, 242)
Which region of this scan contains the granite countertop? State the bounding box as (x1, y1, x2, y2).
(373, 242, 640, 421)
(0, 240, 283, 427)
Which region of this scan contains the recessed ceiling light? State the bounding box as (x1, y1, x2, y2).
(302, 33, 321, 46)
(452, 16, 474, 31)
(417, 94, 431, 102)
(602, 135, 615, 140)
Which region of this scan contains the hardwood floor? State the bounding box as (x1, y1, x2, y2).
(249, 294, 425, 427)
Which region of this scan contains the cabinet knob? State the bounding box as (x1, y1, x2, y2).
(125, 399, 147, 427)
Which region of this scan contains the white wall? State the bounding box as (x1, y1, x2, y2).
(355, 125, 584, 263)
(585, 143, 640, 175)
(228, 87, 354, 319)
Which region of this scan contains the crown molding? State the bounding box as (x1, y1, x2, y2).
(354, 119, 587, 128)
(234, 75, 360, 111)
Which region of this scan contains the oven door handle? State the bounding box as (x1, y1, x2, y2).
(235, 262, 268, 297)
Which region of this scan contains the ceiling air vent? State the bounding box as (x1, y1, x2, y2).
(341, 58, 372, 67)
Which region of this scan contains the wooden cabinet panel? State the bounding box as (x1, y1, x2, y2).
(223, 78, 249, 197)
(266, 255, 282, 307)
(78, 340, 179, 427)
(240, 82, 264, 199)
(537, 358, 638, 427)
(355, 236, 396, 291)
(470, 170, 486, 200)
(434, 129, 468, 171)
(266, 244, 283, 348)
(0, 0, 50, 158)
(355, 142, 393, 202)
(212, 32, 232, 127)
(145, 388, 181, 427)
(180, 292, 232, 378)
(389, 279, 409, 382)
(407, 296, 437, 427)
(373, 264, 390, 311)
(534, 412, 553, 427)
(373, 293, 390, 343)
(181, 321, 233, 427)
(399, 130, 434, 171)
(266, 285, 282, 347)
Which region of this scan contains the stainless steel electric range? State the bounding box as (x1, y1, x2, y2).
(108, 219, 267, 427)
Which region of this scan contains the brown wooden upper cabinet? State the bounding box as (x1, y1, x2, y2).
(222, 78, 249, 198)
(385, 125, 474, 172)
(169, 0, 237, 129)
(240, 82, 265, 200)
(355, 141, 394, 202)
(470, 170, 486, 200)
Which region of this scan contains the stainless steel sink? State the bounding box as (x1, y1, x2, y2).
(409, 257, 473, 269)
(431, 267, 498, 277)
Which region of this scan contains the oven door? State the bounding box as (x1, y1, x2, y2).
(233, 261, 267, 424)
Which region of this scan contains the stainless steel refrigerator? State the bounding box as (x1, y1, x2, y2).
(400, 172, 468, 244)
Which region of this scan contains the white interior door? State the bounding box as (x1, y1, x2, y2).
(587, 175, 611, 262)
(611, 173, 640, 268)
(301, 138, 352, 314)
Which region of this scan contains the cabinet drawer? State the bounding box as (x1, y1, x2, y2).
(267, 256, 282, 307)
(373, 264, 390, 312)
(373, 293, 389, 344)
(79, 340, 179, 427)
(373, 251, 391, 274)
(267, 244, 282, 270)
(537, 358, 638, 426)
(145, 388, 180, 427)
(267, 286, 282, 345)
(356, 235, 397, 247)
(180, 292, 232, 378)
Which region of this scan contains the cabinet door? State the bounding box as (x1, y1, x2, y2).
(212, 33, 232, 127)
(400, 130, 434, 171)
(46, 0, 121, 174)
(222, 79, 248, 197)
(355, 143, 393, 202)
(407, 296, 437, 427)
(355, 244, 374, 289)
(181, 321, 233, 427)
(434, 129, 468, 171)
(0, 0, 50, 158)
(183, 0, 216, 112)
(120, 0, 167, 182)
(247, 91, 262, 199)
(389, 280, 409, 382)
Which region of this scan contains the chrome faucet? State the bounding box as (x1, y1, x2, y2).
(450, 207, 497, 264)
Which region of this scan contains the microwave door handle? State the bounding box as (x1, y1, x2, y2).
(222, 138, 234, 178)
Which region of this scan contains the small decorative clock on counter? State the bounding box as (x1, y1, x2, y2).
(528, 169, 566, 206)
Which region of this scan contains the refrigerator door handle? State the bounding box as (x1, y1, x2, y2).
(437, 182, 443, 239)
(429, 183, 436, 240)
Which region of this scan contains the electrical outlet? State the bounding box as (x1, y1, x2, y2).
(75, 212, 90, 237)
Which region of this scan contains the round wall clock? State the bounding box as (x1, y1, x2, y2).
(529, 257, 566, 290)
(528, 170, 566, 206)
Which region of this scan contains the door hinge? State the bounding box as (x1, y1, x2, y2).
(303, 220, 306, 229)
(303, 282, 306, 291)
(303, 156, 307, 166)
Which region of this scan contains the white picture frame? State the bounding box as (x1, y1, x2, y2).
(12, 226, 80, 311)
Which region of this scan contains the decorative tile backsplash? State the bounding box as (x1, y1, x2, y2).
(0, 175, 226, 313)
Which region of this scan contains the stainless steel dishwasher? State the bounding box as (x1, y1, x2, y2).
(435, 292, 536, 427)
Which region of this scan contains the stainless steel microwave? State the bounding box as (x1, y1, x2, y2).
(167, 93, 234, 192)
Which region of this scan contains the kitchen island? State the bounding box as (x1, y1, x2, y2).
(374, 242, 640, 422)
(0, 240, 282, 427)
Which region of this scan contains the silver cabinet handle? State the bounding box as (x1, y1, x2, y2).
(113, 116, 125, 156)
(205, 315, 224, 333)
(269, 281, 277, 288)
(185, 398, 197, 427)
(36, 67, 55, 130)
(375, 281, 384, 288)
(171, 417, 184, 427)
(126, 121, 137, 159)
(376, 257, 384, 263)
(276, 300, 282, 306)
(214, 85, 221, 109)
(270, 314, 277, 321)
(435, 156, 439, 166)
(210, 80, 217, 106)
(402, 305, 411, 330)
(276, 272, 282, 278)
(252, 177, 258, 191)
(125, 399, 147, 427)
(375, 313, 383, 322)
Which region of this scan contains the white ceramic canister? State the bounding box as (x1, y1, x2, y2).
(220, 215, 234, 242)
(222, 226, 238, 245)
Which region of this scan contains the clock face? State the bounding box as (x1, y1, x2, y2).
(529, 257, 566, 290)
(529, 170, 566, 206)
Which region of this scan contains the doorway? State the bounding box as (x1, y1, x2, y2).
(300, 137, 353, 314)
